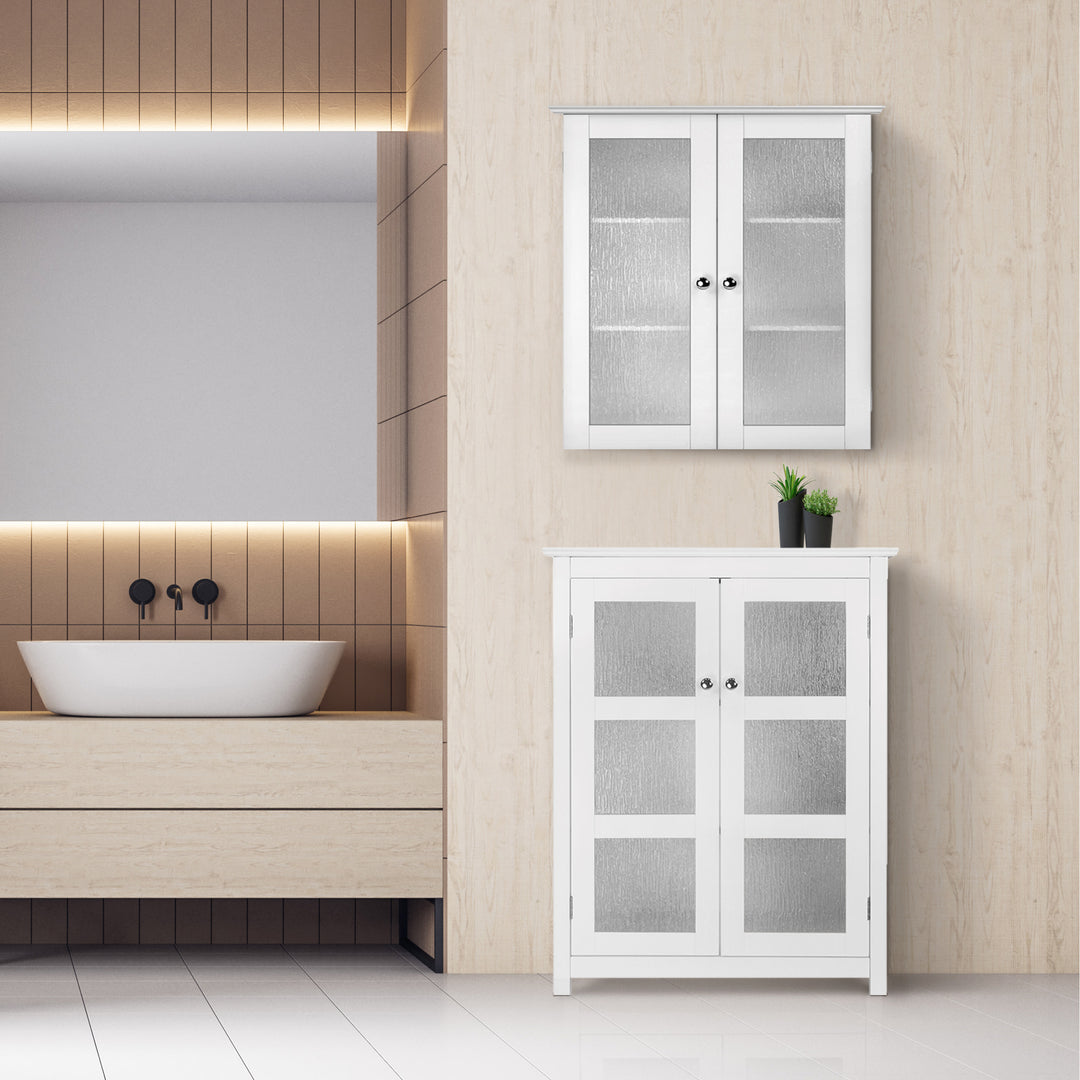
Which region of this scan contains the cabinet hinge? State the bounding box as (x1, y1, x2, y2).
(569, 614, 574, 639)
(569, 896, 574, 919)
(867, 897, 871, 921)
(867, 614, 871, 638)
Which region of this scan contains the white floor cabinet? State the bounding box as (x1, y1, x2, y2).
(545, 548, 897, 995)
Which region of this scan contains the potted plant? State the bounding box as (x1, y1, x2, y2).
(802, 488, 839, 548)
(768, 465, 810, 548)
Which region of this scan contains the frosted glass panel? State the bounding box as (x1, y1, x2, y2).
(744, 838, 845, 933)
(590, 139, 691, 218)
(743, 221, 844, 327)
(744, 329, 844, 426)
(595, 837, 695, 933)
(590, 329, 690, 425)
(595, 601, 696, 697)
(596, 718, 695, 815)
(745, 717, 845, 814)
(744, 601, 846, 697)
(744, 139, 844, 219)
(590, 221, 690, 327)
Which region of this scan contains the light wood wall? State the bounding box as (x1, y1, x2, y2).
(0, 521, 404, 712)
(444, 1, 1079, 972)
(0, 0, 405, 130)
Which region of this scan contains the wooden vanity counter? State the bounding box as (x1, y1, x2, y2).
(0, 711, 444, 898)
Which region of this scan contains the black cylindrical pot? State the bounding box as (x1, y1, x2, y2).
(803, 511, 834, 548)
(777, 498, 805, 547)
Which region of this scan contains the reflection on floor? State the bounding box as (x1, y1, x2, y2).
(0, 945, 1076, 1080)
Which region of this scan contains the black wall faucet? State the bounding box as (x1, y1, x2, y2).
(128, 578, 155, 619)
(191, 578, 219, 620)
(166, 584, 183, 612)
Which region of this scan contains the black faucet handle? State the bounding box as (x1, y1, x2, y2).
(129, 578, 156, 620)
(191, 578, 219, 620)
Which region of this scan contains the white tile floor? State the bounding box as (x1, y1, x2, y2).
(0, 946, 1075, 1080)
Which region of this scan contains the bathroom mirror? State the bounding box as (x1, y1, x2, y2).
(0, 132, 377, 521)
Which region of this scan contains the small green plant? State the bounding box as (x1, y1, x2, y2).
(768, 464, 810, 502)
(803, 488, 839, 516)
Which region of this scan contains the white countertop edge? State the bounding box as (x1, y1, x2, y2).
(550, 105, 884, 115)
(543, 547, 899, 558)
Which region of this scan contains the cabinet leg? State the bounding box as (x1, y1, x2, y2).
(869, 970, 887, 995)
(552, 976, 571, 996)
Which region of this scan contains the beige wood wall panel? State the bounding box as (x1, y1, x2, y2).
(247, 0, 284, 91)
(0, 524, 31, 625)
(283, 90, 319, 128)
(176, 0, 211, 91)
(407, 282, 448, 412)
(283, 0, 319, 92)
(211, 0, 247, 92)
(320, 624, 357, 708)
(377, 199, 408, 321)
(378, 304, 408, 422)
(405, 50, 446, 196)
(0, 627, 32, 711)
(405, 514, 445, 627)
(405, 624, 444, 723)
(0, 93, 32, 128)
(391, 91, 404, 130)
(377, 130, 408, 221)
(443, 0, 1079, 973)
(405, 0, 444, 91)
(356, 522, 392, 623)
(138, 522, 175, 626)
(406, 167, 447, 304)
(320, 92, 355, 129)
(406, 397, 447, 519)
(31, 92, 66, 128)
(68, 92, 103, 128)
(139, 93, 175, 129)
(354, 92, 391, 130)
(211, 92, 248, 129)
(175, 90, 211, 128)
(390, 521, 406, 623)
(103, 0, 139, 91)
(30, 624, 66, 711)
(175, 623, 211, 641)
(390, 0, 405, 92)
(30, 523, 67, 625)
(354, 625, 392, 710)
(102, 521, 139, 624)
(391, 625, 406, 711)
(247, 522, 284, 624)
(31, 0, 67, 92)
(246, 93, 283, 129)
(357, 0, 391, 92)
(0, 810, 444, 897)
(68, 0, 104, 90)
(102, 91, 139, 127)
(140, 0, 176, 92)
(283, 522, 319, 624)
(210, 521, 248, 623)
(0, 4, 31, 91)
(320, 0, 355, 93)
(377, 415, 407, 522)
(175, 521, 212, 627)
(68, 625, 104, 642)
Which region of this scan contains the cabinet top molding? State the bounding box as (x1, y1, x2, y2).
(543, 547, 898, 558)
(550, 105, 884, 115)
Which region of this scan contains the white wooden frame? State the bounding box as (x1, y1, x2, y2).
(547, 548, 896, 997)
(718, 578, 870, 958)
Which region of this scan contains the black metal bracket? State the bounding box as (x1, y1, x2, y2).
(398, 898, 443, 973)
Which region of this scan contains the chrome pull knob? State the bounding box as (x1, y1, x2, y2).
(695, 276, 711, 290)
(722, 277, 738, 290)
(699, 677, 714, 690)
(724, 677, 738, 690)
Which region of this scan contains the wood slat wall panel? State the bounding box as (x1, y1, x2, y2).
(283, 0, 319, 92)
(175, 522, 212, 627)
(0, 524, 32, 625)
(0, 4, 32, 92)
(67, 0, 104, 90)
(248, 0, 284, 91)
(211, 0, 247, 92)
(176, 0, 212, 91)
(357, 0, 391, 92)
(31, 0, 67, 92)
(103, 0, 140, 92)
(283, 522, 319, 624)
(140, 0, 176, 92)
(30, 523, 67, 626)
(320, 0, 355, 93)
(320, 523, 356, 625)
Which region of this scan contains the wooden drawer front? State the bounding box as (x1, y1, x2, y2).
(0, 810, 443, 898)
(0, 717, 443, 808)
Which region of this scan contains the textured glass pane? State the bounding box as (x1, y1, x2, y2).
(744, 838, 845, 933)
(744, 139, 844, 219)
(744, 329, 844, 425)
(745, 717, 845, 814)
(590, 220, 690, 326)
(591, 139, 690, 218)
(595, 837, 695, 933)
(743, 221, 844, 328)
(595, 601, 696, 697)
(590, 329, 690, 425)
(596, 718, 695, 815)
(744, 601, 846, 697)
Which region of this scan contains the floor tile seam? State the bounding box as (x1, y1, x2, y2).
(937, 993, 1080, 1053)
(65, 946, 108, 1080)
(175, 946, 257, 1080)
(280, 945, 407, 1079)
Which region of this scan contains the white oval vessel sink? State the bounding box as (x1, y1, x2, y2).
(17, 640, 346, 717)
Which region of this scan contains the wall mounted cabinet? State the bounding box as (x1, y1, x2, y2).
(545, 548, 896, 994)
(554, 108, 881, 450)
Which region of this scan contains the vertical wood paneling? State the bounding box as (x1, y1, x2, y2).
(175, 522, 211, 627)
(68, 92, 104, 128)
(283, 522, 319, 624)
(355, 624, 392, 710)
(357, 0, 391, 92)
(175, 0, 211, 91)
(320, 92, 356, 129)
(319, 898, 355, 943)
(248, 0, 283, 91)
(282, 898, 318, 943)
(102, 522, 140, 624)
(211, 898, 247, 943)
(320, 624, 355, 709)
(139, 93, 176, 129)
(103, 899, 139, 944)
(247, 93, 284, 129)
(404, 0, 443, 91)
(103, 0, 140, 91)
(139, 899, 175, 944)
(67, 899, 104, 944)
(68, 0, 104, 91)
(283, 0, 319, 92)
(0, 3, 32, 92)
(0, 524, 32, 625)
(140, 0, 176, 92)
(247, 899, 284, 943)
(31, 523, 68, 625)
(0, 627, 32, 712)
(175, 90, 211, 128)
(247, 523, 284, 624)
(0, 900, 32, 945)
(320, 523, 356, 625)
(211, 92, 248, 128)
(31, 93, 67, 128)
(211, 0, 247, 92)
(404, 514, 445, 627)
(30, 624, 67, 710)
(138, 523, 175, 626)
(283, 90, 318, 128)
(0, 94, 33, 129)
(31, 0, 68, 92)
(175, 899, 211, 943)
(68, 523, 104, 624)
(102, 91, 139, 127)
(320, 0, 355, 93)
(210, 522, 247, 623)
(356, 522, 392, 624)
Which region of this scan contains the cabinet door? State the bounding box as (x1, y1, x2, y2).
(719, 578, 870, 956)
(718, 114, 871, 449)
(569, 578, 720, 955)
(563, 114, 718, 450)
